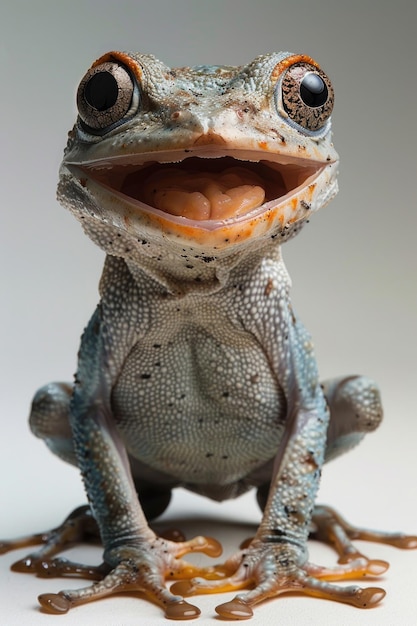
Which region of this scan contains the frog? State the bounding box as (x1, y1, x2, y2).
(1, 50, 416, 620)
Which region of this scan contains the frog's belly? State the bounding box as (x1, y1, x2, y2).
(112, 328, 286, 485)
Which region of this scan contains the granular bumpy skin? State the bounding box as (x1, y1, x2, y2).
(2, 50, 416, 620)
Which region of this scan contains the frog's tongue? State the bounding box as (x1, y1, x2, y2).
(119, 158, 287, 221)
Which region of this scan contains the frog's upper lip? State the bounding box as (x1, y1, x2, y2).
(66, 146, 330, 174)
(65, 148, 334, 228)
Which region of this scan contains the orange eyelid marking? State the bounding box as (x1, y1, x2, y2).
(271, 54, 319, 82)
(91, 51, 143, 82)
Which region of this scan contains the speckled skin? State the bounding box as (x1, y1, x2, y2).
(5, 52, 403, 619)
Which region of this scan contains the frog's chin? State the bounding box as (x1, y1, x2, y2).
(62, 149, 338, 248)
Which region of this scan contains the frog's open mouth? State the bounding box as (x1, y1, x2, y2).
(70, 151, 325, 223)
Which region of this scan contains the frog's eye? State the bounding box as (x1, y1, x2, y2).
(279, 63, 334, 132)
(77, 62, 139, 134)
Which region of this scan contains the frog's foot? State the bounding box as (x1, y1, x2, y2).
(0, 506, 97, 557)
(0, 505, 109, 580)
(311, 504, 417, 565)
(171, 540, 386, 620)
(1, 504, 187, 581)
(37, 534, 222, 619)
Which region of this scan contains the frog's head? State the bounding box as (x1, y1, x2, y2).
(58, 51, 338, 274)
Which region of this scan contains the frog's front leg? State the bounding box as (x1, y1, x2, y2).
(31, 307, 222, 619)
(51, 405, 220, 619)
(311, 375, 417, 563)
(170, 302, 388, 619)
(173, 390, 385, 619)
(176, 373, 416, 619)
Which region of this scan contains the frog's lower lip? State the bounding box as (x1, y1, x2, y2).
(66, 149, 327, 225)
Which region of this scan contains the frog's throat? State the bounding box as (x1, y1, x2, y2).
(64, 148, 338, 248)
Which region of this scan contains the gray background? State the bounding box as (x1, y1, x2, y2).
(1, 1, 416, 624)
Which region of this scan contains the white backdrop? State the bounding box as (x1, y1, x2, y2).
(1, 1, 416, 624)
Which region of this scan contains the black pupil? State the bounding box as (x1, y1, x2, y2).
(300, 73, 328, 108)
(85, 72, 119, 111)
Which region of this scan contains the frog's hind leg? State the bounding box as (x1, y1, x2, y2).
(2, 382, 177, 578)
(29, 381, 78, 466)
(310, 505, 417, 574)
(0, 382, 105, 577)
(322, 375, 383, 463)
(1, 505, 108, 580)
(309, 375, 417, 579)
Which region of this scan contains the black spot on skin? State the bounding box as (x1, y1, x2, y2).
(222, 391, 230, 398)
(153, 344, 161, 348)
(273, 528, 285, 537)
(206, 452, 214, 458)
(141, 373, 151, 380)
